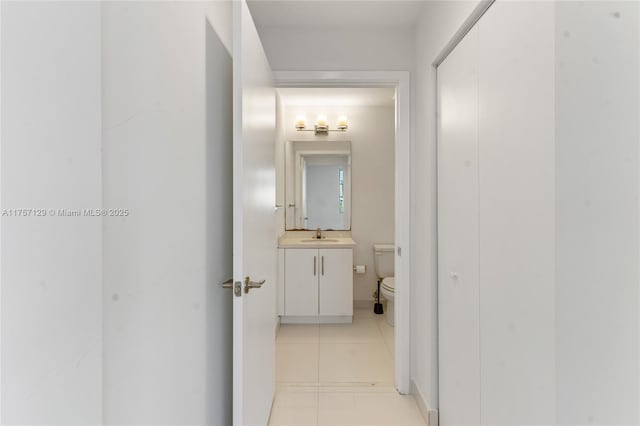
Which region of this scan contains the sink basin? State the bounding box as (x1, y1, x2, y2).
(300, 238, 340, 243)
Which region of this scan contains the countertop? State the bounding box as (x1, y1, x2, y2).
(278, 236, 357, 249)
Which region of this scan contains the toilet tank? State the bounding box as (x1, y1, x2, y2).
(373, 244, 395, 278)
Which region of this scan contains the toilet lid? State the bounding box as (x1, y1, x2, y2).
(381, 277, 395, 292)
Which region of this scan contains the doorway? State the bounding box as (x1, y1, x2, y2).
(274, 72, 410, 422)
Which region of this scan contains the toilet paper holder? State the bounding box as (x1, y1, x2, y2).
(353, 265, 366, 274)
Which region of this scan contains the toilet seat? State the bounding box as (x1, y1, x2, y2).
(381, 277, 395, 293)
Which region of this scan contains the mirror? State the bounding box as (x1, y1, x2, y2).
(285, 140, 351, 230)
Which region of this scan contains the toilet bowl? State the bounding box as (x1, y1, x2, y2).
(380, 277, 395, 326)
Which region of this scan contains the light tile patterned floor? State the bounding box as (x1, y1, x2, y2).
(269, 308, 426, 426)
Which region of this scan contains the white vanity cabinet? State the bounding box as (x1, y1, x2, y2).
(283, 248, 353, 321)
(318, 249, 353, 316)
(283, 249, 318, 316)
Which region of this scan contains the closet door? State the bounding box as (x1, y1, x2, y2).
(437, 25, 480, 426)
(477, 3, 555, 424)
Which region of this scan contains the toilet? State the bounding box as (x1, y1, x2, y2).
(373, 243, 395, 326)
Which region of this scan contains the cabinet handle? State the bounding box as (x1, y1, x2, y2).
(313, 256, 317, 276)
(321, 256, 325, 276)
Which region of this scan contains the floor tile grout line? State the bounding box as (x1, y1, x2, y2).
(316, 387, 320, 426)
(373, 317, 395, 359)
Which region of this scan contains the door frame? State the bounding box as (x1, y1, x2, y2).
(273, 70, 411, 394)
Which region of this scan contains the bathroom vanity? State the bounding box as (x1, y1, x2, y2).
(278, 236, 356, 323)
(277, 139, 355, 323)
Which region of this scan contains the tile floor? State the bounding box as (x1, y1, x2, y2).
(269, 307, 426, 426)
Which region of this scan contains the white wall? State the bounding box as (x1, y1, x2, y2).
(102, 2, 233, 424)
(1, 2, 103, 424)
(257, 28, 414, 71)
(280, 105, 395, 302)
(555, 2, 639, 424)
(411, 0, 481, 410)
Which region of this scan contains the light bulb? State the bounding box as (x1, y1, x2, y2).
(316, 114, 328, 127)
(295, 115, 306, 130)
(337, 115, 348, 130)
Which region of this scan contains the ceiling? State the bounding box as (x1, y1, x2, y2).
(278, 87, 395, 107)
(246, 0, 426, 31)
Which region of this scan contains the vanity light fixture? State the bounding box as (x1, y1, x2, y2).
(295, 114, 349, 136)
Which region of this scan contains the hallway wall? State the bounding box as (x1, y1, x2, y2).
(101, 2, 233, 424)
(0, 2, 103, 424)
(555, 2, 640, 423)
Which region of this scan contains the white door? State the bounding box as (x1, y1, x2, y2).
(437, 25, 480, 426)
(477, 3, 555, 423)
(232, 1, 277, 425)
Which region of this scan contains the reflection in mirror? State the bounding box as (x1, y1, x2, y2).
(285, 141, 351, 230)
(300, 155, 350, 229)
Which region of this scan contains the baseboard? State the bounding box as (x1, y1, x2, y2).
(411, 380, 438, 426)
(281, 315, 352, 324)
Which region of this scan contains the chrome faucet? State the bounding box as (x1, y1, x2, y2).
(315, 228, 322, 239)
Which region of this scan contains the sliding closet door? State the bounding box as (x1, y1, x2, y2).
(477, 2, 555, 424)
(437, 26, 480, 426)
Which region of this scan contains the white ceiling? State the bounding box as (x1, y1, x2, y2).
(247, 0, 426, 31)
(278, 87, 395, 107)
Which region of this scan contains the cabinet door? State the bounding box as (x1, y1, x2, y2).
(318, 249, 353, 316)
(284, 249, 318, 316)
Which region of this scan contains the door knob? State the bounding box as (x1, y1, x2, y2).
(221, 278, 233, 288)
(244, 276, 266, 294)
